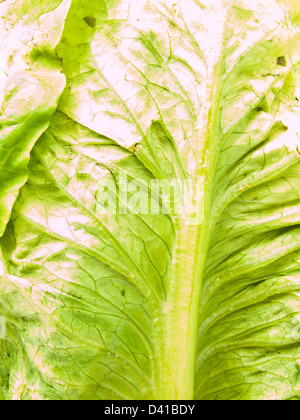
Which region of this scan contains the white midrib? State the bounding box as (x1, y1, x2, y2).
(153, 16, 227, 399)
(154, 221, 208, 399)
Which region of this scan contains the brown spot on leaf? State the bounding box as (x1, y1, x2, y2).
(129, 143, 139, 153)
(277, 56, 287, 67)
(83, 16, 96, 28)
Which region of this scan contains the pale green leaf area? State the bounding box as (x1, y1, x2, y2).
(0, 0, 72, 236)
(1, 0, 300, 400)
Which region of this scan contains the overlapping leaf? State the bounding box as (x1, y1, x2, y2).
(0, 0, 71, 236)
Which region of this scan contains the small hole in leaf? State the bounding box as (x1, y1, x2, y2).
(83, 16, 96, 28)
(277, 56, 287, 67)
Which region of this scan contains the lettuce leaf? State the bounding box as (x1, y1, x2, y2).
(1, 0, 300, 400)
(0, 0, 72, 236)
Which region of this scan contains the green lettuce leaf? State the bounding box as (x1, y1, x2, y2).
(1, 0, 300, 400)
(0, 0, 71, 236)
